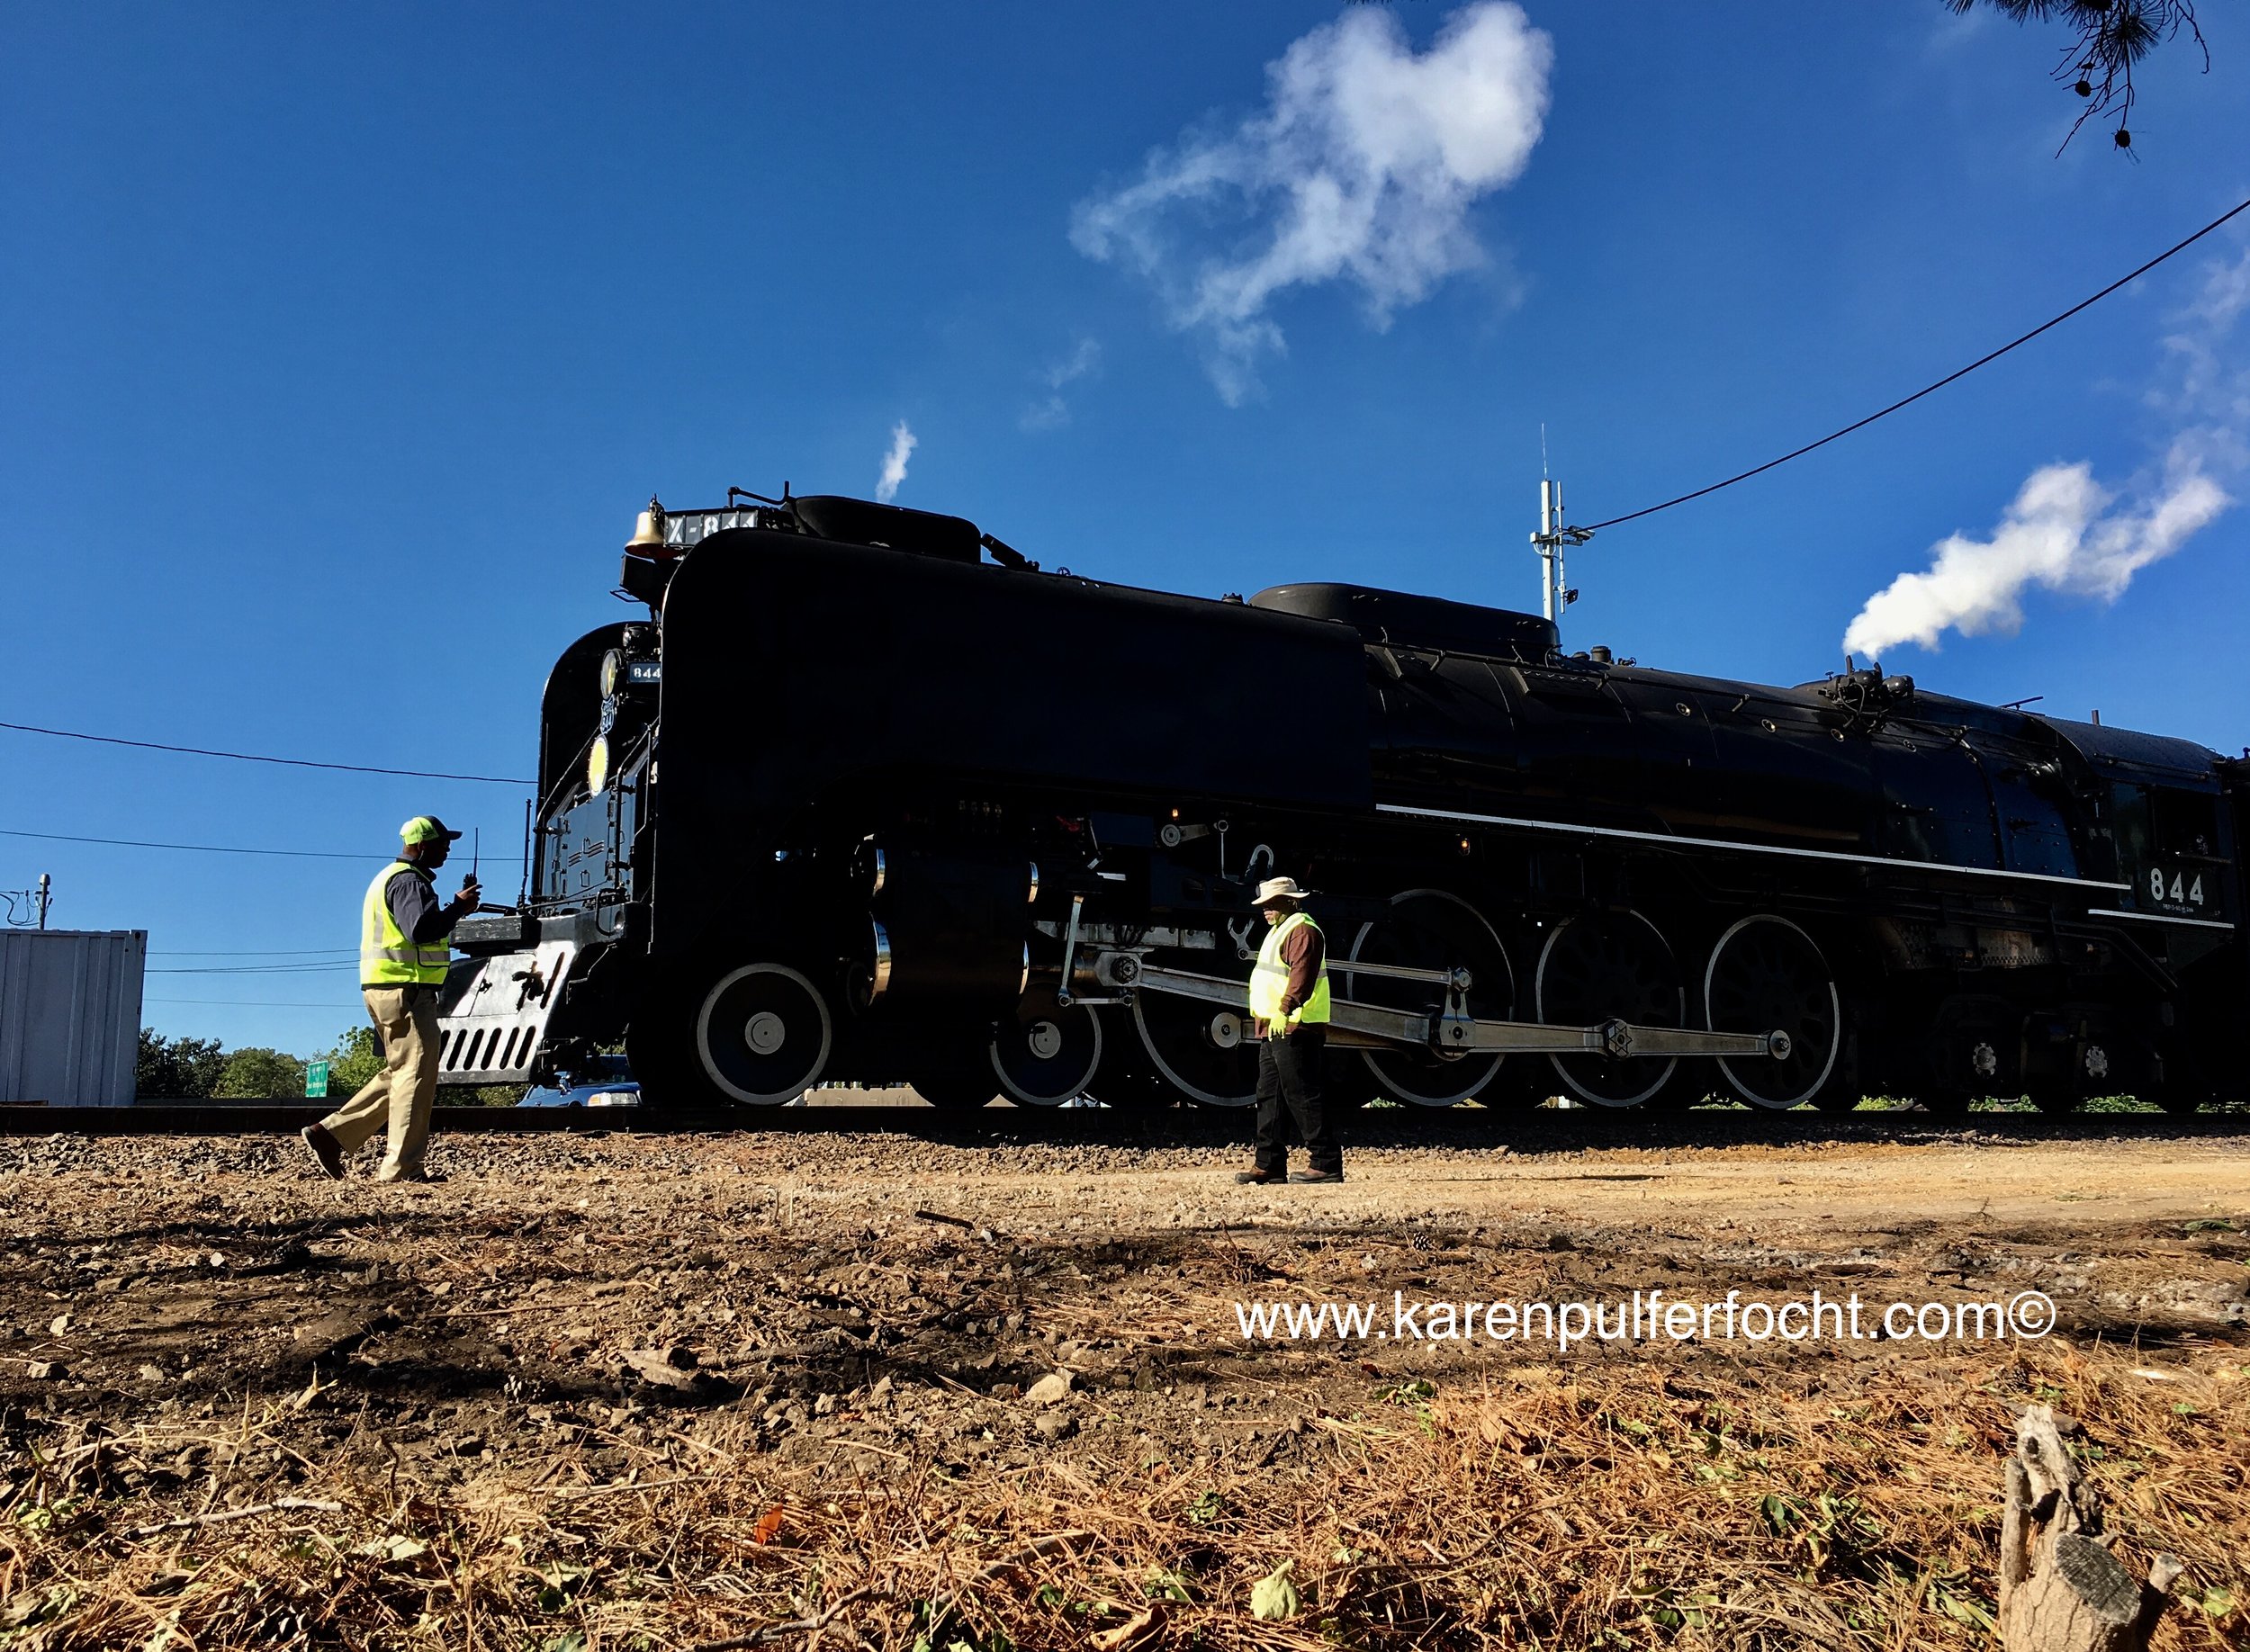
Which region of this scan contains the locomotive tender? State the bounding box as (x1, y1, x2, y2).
(434, 489, 2246, 1116)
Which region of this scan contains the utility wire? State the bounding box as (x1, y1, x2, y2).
(1, 827, 522, 863)
(146, 998, 359, 1008)
(1576, 193, 2250, 534)
(150, 947, 357, 957)
(148, 963, 360, 975)
(0, 720, 532, 786)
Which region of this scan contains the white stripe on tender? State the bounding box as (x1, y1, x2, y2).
(2081, 908, 2236, 931)
(1374, 803, 2130, 892)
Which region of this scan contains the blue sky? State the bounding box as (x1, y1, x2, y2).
(4, 3, 2246, 1058)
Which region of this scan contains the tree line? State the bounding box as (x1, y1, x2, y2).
(136, 1026, 523, 1104)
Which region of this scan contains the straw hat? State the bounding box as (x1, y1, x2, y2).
(1252, 875, 1314, 905)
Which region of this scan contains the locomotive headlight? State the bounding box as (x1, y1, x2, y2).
(587, 734, 612, 795)
(600, 649, 624, 698)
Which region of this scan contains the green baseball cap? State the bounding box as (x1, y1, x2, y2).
(400, 815, 464, 845)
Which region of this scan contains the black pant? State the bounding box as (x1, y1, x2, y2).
(1255, 1028, 1339, 1176)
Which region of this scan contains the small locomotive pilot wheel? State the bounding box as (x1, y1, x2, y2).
(693, 963, 832, 1105)
(991, 989, 1102, 1106)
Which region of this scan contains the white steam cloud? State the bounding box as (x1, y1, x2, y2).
(1843, 247, 2248, 658)
(1841, 456, 2228, 657)
(875, 419, 916, 503)
(1022, 337, 1102, 432)
(1071, 3, 1552, 404)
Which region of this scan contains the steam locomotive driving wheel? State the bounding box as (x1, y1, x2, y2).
(1346, 889, 1513, 1106)
(692, 963, 832, 1105)
(1535, 911, 1684, 1108)
(991, 988, 1102, 1106)
(1133, 967, 1258, 1107)
(1702, 915, 1841, 1110)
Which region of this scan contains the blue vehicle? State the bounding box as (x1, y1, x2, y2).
(519, 1054, 639, 1109)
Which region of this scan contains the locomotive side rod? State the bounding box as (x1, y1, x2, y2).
(1126, 962, 1786, 1062)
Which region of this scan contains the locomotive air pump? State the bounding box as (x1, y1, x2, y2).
(1078, 946, 1790, 1064)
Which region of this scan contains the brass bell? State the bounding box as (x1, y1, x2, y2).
(626, 496, 668, 552)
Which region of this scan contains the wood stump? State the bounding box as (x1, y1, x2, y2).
(1999, 1404, 2180, 1652)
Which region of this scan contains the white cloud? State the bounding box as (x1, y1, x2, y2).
(2156, 247, 2250, 447)
(1071, 3, 1552, 404)
(875, 420, 916, 503)
(1842, 245, 2246, 657)
(1022, 337, 1102, 432)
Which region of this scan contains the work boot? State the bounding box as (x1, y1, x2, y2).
(300, 1124, 345, 1181)
(1234, 1168, 1282, 1184)
(1289, 1169, 1344, 1184)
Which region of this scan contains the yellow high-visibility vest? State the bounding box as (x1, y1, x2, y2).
(1248, 911, 1330, 1031)
(360, 862, 452, 986)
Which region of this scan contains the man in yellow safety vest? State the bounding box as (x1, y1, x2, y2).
(1235, 875, 1343, 1184)
(300, 816, 482, 1182)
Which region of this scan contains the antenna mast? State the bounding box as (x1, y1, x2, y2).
(1530, 474, 1592, 639)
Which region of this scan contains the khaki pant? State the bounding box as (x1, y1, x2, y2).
(320, 985, 439, 1180)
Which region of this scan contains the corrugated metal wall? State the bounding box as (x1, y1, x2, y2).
(0, 929, 147, 1105)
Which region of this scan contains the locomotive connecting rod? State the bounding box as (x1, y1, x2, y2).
(1129, 963, 1784, 1062)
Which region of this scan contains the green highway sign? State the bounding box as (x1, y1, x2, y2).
(305, 1059, 329, 1100)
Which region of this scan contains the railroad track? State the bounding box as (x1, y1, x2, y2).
(4, 1100, 2246, 1147)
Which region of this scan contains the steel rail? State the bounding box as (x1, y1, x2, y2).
(3, 1101, 2244, 1145)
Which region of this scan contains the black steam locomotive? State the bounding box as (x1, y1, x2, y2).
(434, 489, 2246, 1116)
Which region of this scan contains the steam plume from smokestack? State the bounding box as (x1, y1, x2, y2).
(875, 420, 916, 503)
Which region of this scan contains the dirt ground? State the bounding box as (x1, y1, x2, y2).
(2, 1114, 2246, 1650)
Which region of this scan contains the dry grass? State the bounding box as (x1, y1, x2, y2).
(4, 1344, 2244, 1652)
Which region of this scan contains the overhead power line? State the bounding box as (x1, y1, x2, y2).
(148, 963, 360, 975)
(0, 720, 532, 786)
(145, 998, 359, 1008)
(1, 827, 522, 863)
(1577, 192, 2250, 534)
(150, 947, 357, 957)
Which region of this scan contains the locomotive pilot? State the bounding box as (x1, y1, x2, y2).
(299, 816, 482, 1183)
(1236, 875, 1344, 1184)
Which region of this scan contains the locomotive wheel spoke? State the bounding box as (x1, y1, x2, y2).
(692, 963, 832, 1106)
(990, 989, 1102, 1106)
(1703, 915, 1841, 1110)
(1346, 888, 1511, 1108)
(1535, 911, 1683, 1108)
(1133, 966, 1259, 1108)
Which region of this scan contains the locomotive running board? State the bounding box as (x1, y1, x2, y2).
(1130, 964, 1786, 1063)
(433, 942, 580, 1086)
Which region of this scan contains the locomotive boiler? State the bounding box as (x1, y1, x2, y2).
(432, 489, 2247, 1116)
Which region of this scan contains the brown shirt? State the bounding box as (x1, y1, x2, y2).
(1278, 920, 1324, 1018)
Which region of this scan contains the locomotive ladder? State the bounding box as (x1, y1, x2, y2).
(1077, 952, 1790, 1064)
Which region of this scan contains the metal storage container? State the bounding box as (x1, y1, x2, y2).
(0, 929, 147, 1105)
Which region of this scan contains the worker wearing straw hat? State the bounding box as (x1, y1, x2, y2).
(1235, 875, 1343, 1185)
(300, 816, 482, 1183)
